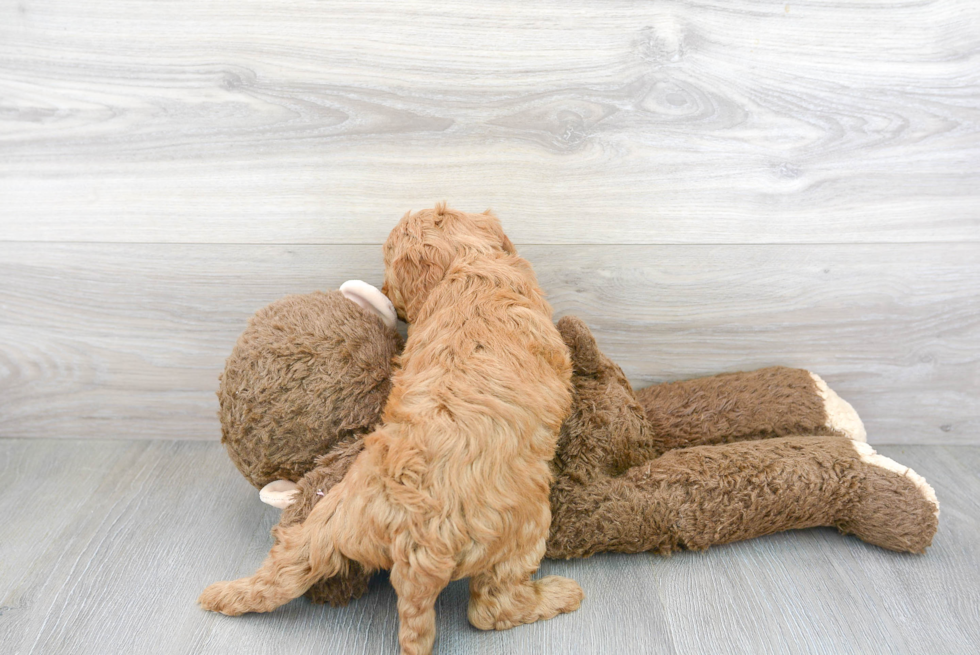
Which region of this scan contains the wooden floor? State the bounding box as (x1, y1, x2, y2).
(0, 438, 977, 655)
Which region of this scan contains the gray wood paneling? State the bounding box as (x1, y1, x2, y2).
(1, 0, 978, 244)
(0, 439, 976, 654)
(0, 242, 976, 444)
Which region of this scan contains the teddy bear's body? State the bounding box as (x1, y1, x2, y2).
(548, 316, 937, 559)
(217, 288, 939, 607)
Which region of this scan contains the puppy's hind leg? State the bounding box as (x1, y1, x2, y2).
(389, 554, 454, 655)
(467, 543, 584, 631)
(199, 496, 347, 616)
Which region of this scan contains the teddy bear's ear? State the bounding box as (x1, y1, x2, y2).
(339, 280, 398, 329)
(556, 315, 603, 376)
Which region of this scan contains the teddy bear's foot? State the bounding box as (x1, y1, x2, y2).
(838, 441, 939, 553)
(809, 373, 867, 442)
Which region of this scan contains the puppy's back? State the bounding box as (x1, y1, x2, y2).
(387, 249, 571, 451)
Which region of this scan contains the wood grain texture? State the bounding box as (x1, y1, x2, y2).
(1, 0, 978, 244)
(0, 242, 976, 445)
(0, 439, 976, 654)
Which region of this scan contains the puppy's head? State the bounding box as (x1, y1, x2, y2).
(382, 203, 516, 323)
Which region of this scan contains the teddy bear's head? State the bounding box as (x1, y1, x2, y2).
(219, 285, 403, 488)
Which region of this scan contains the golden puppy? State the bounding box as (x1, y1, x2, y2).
(199, 205, 582, 654)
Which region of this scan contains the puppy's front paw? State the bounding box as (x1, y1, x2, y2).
(198, 581, 249, 616)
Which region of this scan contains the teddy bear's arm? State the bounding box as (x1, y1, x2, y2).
(634, 367, 866, 451)
(546, 436, 938, 560)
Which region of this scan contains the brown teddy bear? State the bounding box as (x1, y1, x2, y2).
(218, 282, 939, 607)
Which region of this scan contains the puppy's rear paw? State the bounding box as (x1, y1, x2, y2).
(198, 581, 248, 616)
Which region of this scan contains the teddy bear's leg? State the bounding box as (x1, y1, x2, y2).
(634, 367, 866, 451)
(839, 441, 939, 552)
(546, 436, 937, 559)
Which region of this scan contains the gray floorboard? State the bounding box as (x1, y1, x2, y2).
(0, 440, 976, 655)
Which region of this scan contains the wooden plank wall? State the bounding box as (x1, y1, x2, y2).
(1, 0, 978, 444)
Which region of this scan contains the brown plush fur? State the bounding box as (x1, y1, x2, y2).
(546, 316, 938, 558)
(200, 206, 582, 654)
(634, 366, 839, 451)
(219, 290, 402, 487)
